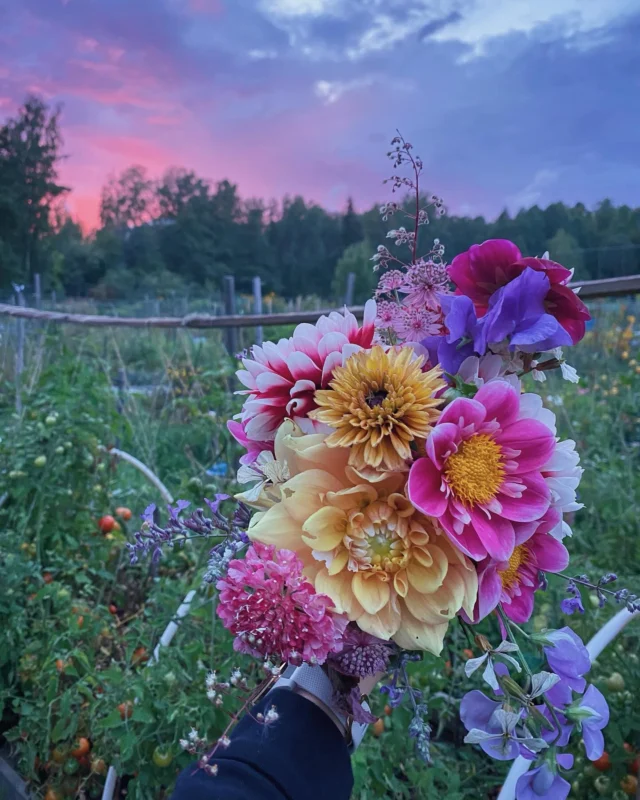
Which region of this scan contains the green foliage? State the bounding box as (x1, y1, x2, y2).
(331, 241, 378, 304)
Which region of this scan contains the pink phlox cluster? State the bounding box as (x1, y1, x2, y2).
(216, 542, 346, 666)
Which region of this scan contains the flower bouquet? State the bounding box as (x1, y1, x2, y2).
(130, 136, 640, 799)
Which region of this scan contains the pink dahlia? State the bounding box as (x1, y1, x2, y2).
(227, 419, 274, 466)
(236, 300, 376, 442)
(216, 542, 345, 666)
(448, 239, 590, 344)
(407, 380, 556, 562)
(471, 525, 569, 623)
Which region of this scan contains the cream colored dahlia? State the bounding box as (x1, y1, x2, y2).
(247, 420, 477, 654)
(310, 345, 444, 474)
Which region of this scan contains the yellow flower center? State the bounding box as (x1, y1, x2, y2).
(498, 545, 529, 590)
(346, 511, 410, 575)
(444, 434, 504, 506)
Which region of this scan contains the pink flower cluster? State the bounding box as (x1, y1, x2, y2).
(216, 542, 346, 666)
(374, 258, 449, 343)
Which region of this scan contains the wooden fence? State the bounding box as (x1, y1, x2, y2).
(1, 273, 639, 331)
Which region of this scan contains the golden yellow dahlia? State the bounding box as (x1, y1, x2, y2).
(310, 345, 444, 474)
(247, 420, 477, 654)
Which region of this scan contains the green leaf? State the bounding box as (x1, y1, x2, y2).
(99, 709, 124, 729)
(132, 707, 155, 724)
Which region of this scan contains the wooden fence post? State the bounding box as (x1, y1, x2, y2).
(14, 286, 26, 414)
(252, 276, 263, 348)
(344, 272, 355, 306)
(223, 275, 238, 356)
(34, 274, 42, 308)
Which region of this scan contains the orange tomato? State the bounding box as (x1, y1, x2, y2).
(44, 790, 62, 800)
(462, 648, 474, 660)
(55, 659, 66, 673)
(43, 572, 54, 584)
(621, 775, 638, 795)
(70, 737, 90, 758)
(384, 704, 392, 716)
(372, 718, 385, 737)
(108, 604, 118, 615)
(593, 752, 611, 772)
(115, 507, 132, 521)
(76, 615, 84, 629)
(98, 515, 116, 533)
(132, 647, 148, 666)
(118, 701, 133, 720)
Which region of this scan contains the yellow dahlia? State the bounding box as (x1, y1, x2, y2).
(247, 420, 477, 654)
(310, 345, 444, 474)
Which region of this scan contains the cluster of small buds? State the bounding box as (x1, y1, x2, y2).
(180, 727, 208, 755)
(256, 705, 280, 725)
(198, 757, 219, 777)
(204, 667, 252, 706)
(262, 660, 283, 677)
(379, 202, 400, 222)
(560, 571, 640, 615)
(386, 227, 415, 248)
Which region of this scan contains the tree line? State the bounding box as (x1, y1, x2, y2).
(2, 96, 640, 304)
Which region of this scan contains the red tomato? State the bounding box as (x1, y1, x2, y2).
(98, 515, 116, 533)
(70, 737, 90, 758)
(115, 507, 132, 521)
(593, 752, 611, 772)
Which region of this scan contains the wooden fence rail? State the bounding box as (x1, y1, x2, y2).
(0, 274, 639, 330)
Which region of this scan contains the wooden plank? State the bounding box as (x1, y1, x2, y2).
(0, 274, 638, 329)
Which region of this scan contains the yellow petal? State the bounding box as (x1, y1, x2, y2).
(356, 598, 401, 640)
(315, 570, 363, 618)
(328, 548, 349, 575)
(393, 607, 448, 655)
(302, 506, 347, 550)
(280, 470, 342, 523)
(352, 572, 390, 615)
(249, 503, 305, 553)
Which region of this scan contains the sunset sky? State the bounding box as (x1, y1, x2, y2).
(1, 0, 639, 230)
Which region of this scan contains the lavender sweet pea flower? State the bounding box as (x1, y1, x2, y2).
(476, 268, 573, 354)
(423, 293, 479, 374)
(543, 627, 591, 693)
(516, 761, 571, 800)
(565, 685, 610, 760)
(540, 680, 574, 746)
(460, 691, 547, 761)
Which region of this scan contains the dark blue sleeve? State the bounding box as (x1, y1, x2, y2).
(171, 688, 353, 800)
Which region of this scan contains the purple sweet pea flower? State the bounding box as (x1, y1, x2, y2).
(560, 581, 585, 616)
(460, 691, 547, 761)
(565, 685, 610, 760)
(540, 680, 574, 746)
(516, 762, 571, 800)
(543, 628, 591, 693)
(423, 293, 479, 374)
(476, 268, 573, 354)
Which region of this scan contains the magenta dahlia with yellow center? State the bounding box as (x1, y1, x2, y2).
(407, 380, 556, 562)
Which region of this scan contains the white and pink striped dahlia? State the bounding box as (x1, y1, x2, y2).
(236, 300, 376, 442)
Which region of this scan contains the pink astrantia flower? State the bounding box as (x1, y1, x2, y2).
(227, 419, 274, 466)
(236, 300, 376, 442)
(448, 239, 590, 345)
(375, 299, 402, 328)
(471, 527, 570, 623)
(394, 304, 443, 342)
(407, 380, 556, 562)
(401, 259, 451, 311)
(216, 542, 346, 666)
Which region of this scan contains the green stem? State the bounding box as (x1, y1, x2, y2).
(497, 606, 533, 684)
